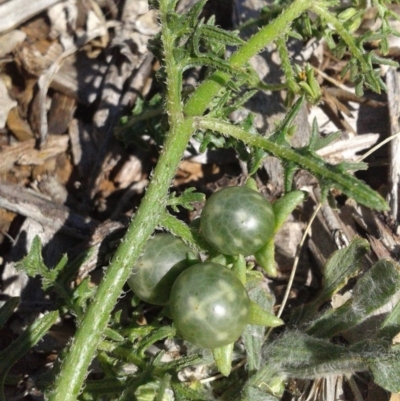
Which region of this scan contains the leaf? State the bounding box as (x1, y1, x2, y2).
(0, 311, 59, 399)
(199, 25, 245, 46)
(379, 298, 400, 340)
(137, 326, 176, 357)
(183, 56, 245, 77)
(171, 382, 209, 401)
(265, 331, 368, 378)
(370, 346, 400, 393)
(308, 118, 341, 151)
(307, 259, 400, 338)
(298, 236, 369, 322)
(241, 386, 280, 401)
(254, 240, 277, 277)
(243, 277, 277, 371)
(212, 343, 234, 376)
(15, 235, 47, 277)
(272, 190, 306, 232)
(167, 187, 205, 212)
(0, 297, 19, 329)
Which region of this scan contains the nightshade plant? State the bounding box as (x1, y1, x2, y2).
(4, 0, 400, 400)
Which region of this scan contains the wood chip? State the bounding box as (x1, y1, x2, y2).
(0, 0, 62, 34)
(0, 182, 97, 238)
(0, 76, 17, 129)
(0, 135, 69, 173)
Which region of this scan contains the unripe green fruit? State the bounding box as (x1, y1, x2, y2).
(127, 234, 194, 305)
(170, 262, 250, 349)
(200, 186, 275, 256)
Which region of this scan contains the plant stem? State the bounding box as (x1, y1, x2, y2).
(47, 2, 193, 399)
(183, 0, 314, 117)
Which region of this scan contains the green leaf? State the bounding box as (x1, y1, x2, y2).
(241, 386, 280, 401)
(212, 343, 234, 376)
(254, 240, 277, 277)
(159, 211, 212, 253)
(0, 297, 19, 329)
(272, 190, 306, 232)
(167, 187, 205, 212)
(299, 236, 370, 322)
(15, 236, 69, 291)
(171, 382, 209, 401)
(265, 331, 368, 378)
(307, 259, 400, 338)
(200, 25, 245, 46)
(137, 326, 176, 357)
(72, 276, 96, 313)
(0, 311, 59, 399)
(243, 278, 276, 371)
(248, 301, 283, 327)
(379, 298, 400, 340)
(15, 235, 47, 277)
(370, 346, 400, 393)
(309, 118, 341, 151)
(183, 56, 245, 77)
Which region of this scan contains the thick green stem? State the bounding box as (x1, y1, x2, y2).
(48, 2, 193, 399)
(183, 0, 314, 116)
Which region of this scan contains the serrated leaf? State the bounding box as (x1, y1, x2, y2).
(185, 0, 208, 30)
(159, 353, 202, 372)
(72, 276, 96, 313)
(171, 382, 209, 401)
(337, 161, 368, 172)
(15, 235, 47, 277)
(137, 326, 176, 357)
(167, 188, 205, 212)
(309, 118, 341, 151)
(183, 56, 245, 77)
(199, 25, 245, 46)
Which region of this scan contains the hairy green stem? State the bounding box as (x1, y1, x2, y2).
(48, 2, 193, 399)
(196, 117, 388, 211)
(184, 0, 314, 116)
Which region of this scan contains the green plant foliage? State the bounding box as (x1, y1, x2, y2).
(307, 259, 400, 338)
(0, 311, 59, 400)
(7, 0, 400, 400)
(298, 236, 370, 322)
(370, 346, 400, 393)
(0, 297, 19, 329)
